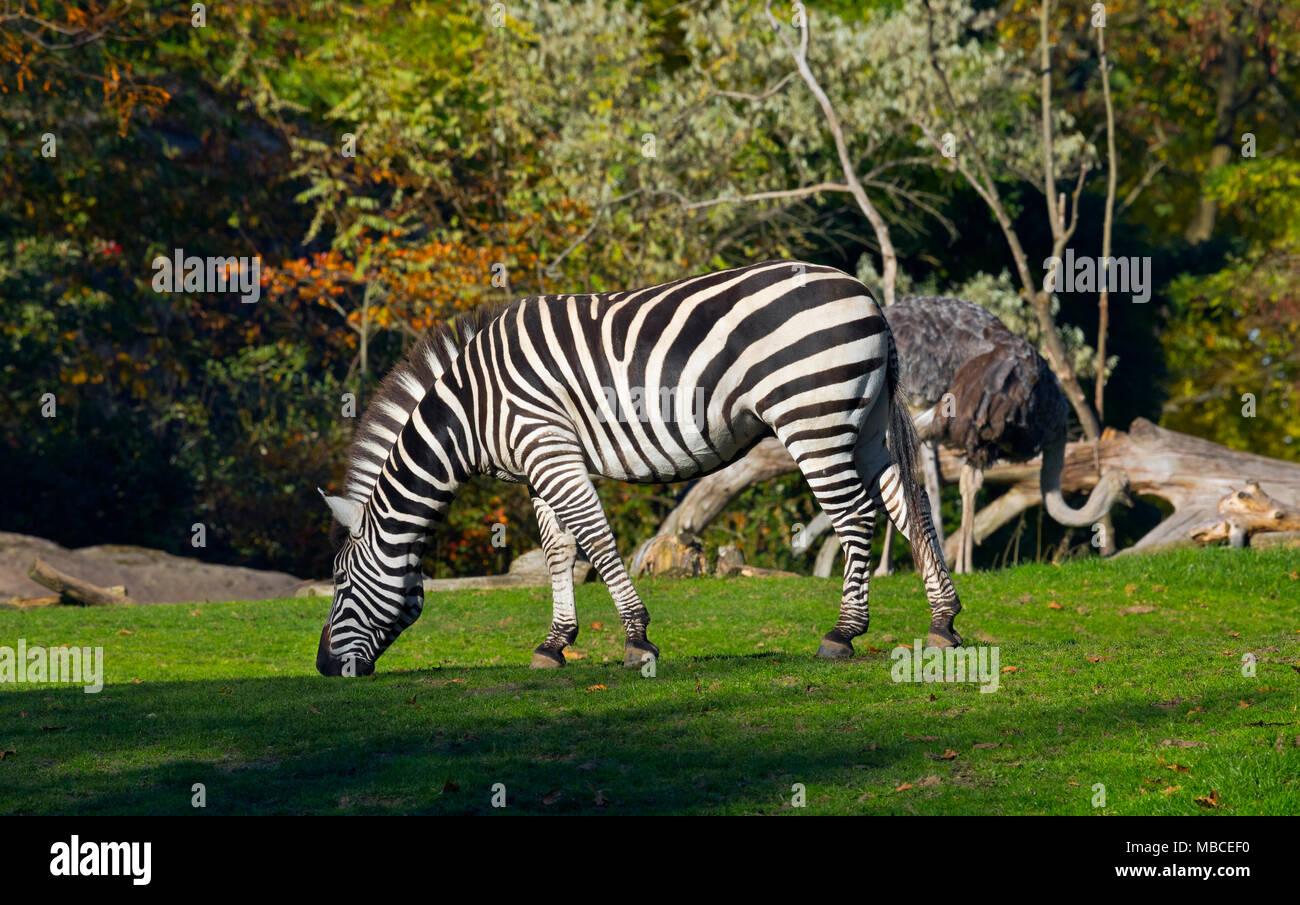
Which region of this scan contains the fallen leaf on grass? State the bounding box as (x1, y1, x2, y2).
(117, 629, 133, 635)
(441, 780, 459, 794)
(916, 775, 942, 788)
(1160, 785, 1181, 796)
(0, 750, 16, 759)
(1194, 790, 1221, 809)
(541, 789, 564, 805)
(1086, 655, 1109, 663)
(1157, 757, 1190, 773)
(1001, 666, 1018, 674)
(1047, 601, 1063, 610)
(564, 651, 586, 660)
(590, 622, 604, 630)
(586, 684, 607, 691)
(972, 742, 1005, 749)
(926, 749, 959, 761)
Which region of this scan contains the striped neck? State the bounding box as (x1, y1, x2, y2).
(362, 375, 477, 548)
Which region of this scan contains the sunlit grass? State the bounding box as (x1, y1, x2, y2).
(1, 547, 1296, 814)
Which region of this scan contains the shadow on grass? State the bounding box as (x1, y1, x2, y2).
(0, 648, 1223, 816)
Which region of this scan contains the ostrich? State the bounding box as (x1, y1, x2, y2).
(890, 295, 1128, 572)
(799, 296, 1129, 574)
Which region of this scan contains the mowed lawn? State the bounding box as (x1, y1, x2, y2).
(1, 548, 1297, 815)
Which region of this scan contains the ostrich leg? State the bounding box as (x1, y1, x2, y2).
(957, 462, 984, 574)
(873, 522, 895, 576)
(922, 440, 946, 551)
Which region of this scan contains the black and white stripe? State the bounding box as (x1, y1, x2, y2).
(316, 260, 962, 675)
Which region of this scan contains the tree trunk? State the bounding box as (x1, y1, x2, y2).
(1185, 32, 1242, 243)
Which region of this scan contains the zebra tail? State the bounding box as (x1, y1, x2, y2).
(885, 332, 939, 558)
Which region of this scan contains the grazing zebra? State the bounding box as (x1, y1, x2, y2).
(316, 260, 962, 676)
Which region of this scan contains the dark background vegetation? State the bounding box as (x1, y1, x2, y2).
(2, 0, 1296, 579)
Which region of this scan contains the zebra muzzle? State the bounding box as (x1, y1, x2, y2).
(316, 624, 375, 677)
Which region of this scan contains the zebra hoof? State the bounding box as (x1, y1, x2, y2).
(624, 638, 659, 668)
(925, 619, 962, 649)
(816, 633, 855, 659)
(530, 647, 566, 669)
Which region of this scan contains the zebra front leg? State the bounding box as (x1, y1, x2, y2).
(528, 458, 659, 668)
(529, 495, 579, 669)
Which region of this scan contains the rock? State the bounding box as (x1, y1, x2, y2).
(0, 532, 303, 605)
(633, 532, 707, 578)
(505, 548, 553, 583)
(503, 548, 593, 584)
(715, 544, 746, 576)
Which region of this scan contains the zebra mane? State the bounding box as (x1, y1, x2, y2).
(342, 304, 508, 505)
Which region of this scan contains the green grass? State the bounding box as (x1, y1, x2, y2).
(1, 547, 1297, 815)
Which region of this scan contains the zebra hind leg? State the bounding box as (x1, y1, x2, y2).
(529, 496, 579, 669)
(813, 494, 879, 660)
(871, 459, 963, 648)
(780, 431, 880, 659)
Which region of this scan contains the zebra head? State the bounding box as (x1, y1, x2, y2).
(316, 491, 426, 677)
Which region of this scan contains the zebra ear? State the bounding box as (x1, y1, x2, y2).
(319, 489, 363, 536)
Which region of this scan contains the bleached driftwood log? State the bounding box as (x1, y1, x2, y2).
(645, 418, 1300, 560)
(27, 558, 134, 606)
(1189, 482, 1300, 548)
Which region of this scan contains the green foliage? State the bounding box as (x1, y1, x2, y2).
(2, 0, 1295, 582)
(1160, 164, 1300, 460)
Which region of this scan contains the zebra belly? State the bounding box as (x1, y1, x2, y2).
(581, 409, 769, 484)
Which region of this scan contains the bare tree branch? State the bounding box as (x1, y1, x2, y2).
(764, 0, 900, 303)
